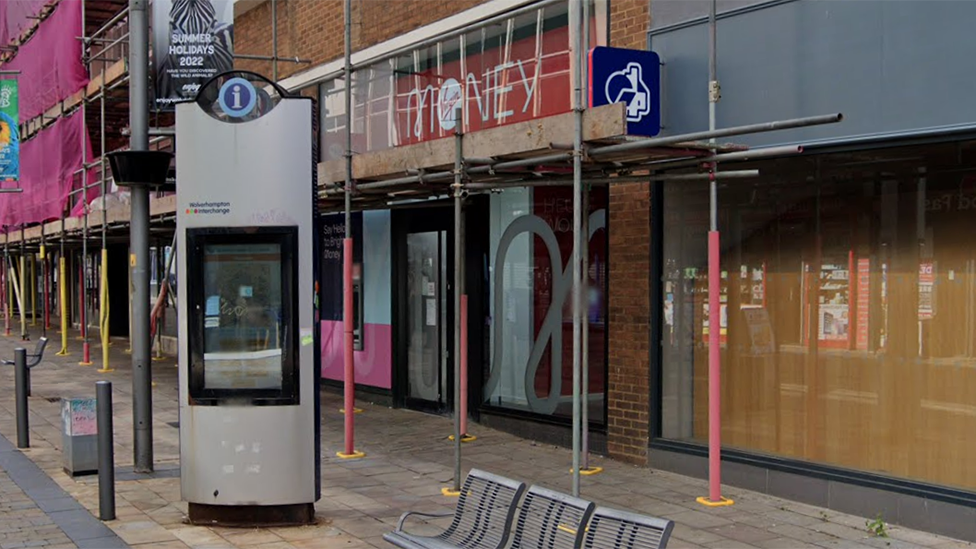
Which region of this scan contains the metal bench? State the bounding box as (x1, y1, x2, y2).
(383, 468, 526, 549)
(3, 337, 48, 396)
(509, 485, 595, 549)
(582, 506, 674, 549)
(2, 337, 49, 368)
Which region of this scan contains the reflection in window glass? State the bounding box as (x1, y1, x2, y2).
(202, 243, 284, 390)
(661, 141, 976, 491)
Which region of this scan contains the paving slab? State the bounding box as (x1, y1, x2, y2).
(0, 325, 974, 549)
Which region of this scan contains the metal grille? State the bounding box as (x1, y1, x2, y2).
(437, 471, 525, 549)
(582, 507, 674, 549)
(510, 486, 594, 549)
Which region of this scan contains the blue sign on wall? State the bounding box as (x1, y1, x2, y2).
(588, 46, 661, 137)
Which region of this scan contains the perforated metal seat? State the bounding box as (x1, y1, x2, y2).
(2, 337, 48, 368)
(582, 506, 674, 549)
(509, 485, 595, 549)
(383, 469, 526, 549)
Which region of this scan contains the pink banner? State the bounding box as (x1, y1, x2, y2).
(0, 0, 49, 48)
(0, 109, 95, 227)
(4, 0, 88, 121)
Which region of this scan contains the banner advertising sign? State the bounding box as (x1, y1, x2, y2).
(152, 0, 234, 110)
(0, 80, 18, 182)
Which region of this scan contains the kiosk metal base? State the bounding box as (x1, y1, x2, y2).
(188, 502, 315, 527)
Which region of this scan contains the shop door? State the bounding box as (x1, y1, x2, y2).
(402, 230, 451, 412)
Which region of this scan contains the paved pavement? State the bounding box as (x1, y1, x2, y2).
(0, 321, 973, 549)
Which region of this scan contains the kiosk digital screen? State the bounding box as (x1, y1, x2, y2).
(187, 227, 299, 405)
(203, 243, 284, 390)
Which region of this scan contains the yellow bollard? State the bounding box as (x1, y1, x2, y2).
(56, 257, 68, 355)
(98, 249, 112, 373)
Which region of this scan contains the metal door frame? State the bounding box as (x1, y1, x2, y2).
(392, 206, 455, 414)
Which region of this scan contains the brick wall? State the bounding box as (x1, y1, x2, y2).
(235, 0, 344, 79)
(235, 0, 482, 81)
(606, 180, 651, 465)
(607, 0, 651, 466)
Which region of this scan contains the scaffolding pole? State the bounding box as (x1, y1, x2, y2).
(29, 247, 35, 327)
(698, 0, 733, 508)
(99, 73, 112, 374)
(41, 225, 48, 336)
(19, 225, 26, 340)
(580, 0, 598, 477)
(80, 96, 92, 365)
(449, 111, 465, 496)
(3, 231, 9, 337)
(271, 0, 278, 82)
(570, 0, 583, 498)
(324, 115, 841, 196)
(337, 0, 363, 461)
(57, 216, 67, 355)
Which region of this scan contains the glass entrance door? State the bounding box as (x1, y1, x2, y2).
(405, 230, 450, 411)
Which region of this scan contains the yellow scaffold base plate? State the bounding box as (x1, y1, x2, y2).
(569, 467, 604, 476)
(697, 496, 735, 507)
(97, 368, 115, 374)
(336, 450, 366, 459)
(447, 434, 477, 443)
(78, 361, 93, 366)
(441, 487, 461, 497)
(339, 408, 364, 414)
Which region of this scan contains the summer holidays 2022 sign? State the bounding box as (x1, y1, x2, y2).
(152, 0, 234, 110)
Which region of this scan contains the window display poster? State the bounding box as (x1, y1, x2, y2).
(919, 261, 935, 320)
(856, 258, 871, 350)
(320, 212, 362, 321)
(819, 304, 849, 341)
(743, 307, 775, 354)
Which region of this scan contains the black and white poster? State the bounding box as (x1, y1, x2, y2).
(152, 0, 234, 110)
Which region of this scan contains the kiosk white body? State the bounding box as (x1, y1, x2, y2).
(175, 73, 318, 523)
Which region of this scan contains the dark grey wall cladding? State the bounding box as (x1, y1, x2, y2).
(648, 0, 976, 147)
(650, 0, 767, 30)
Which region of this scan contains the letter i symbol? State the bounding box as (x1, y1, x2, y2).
(232, 85, 242, 109)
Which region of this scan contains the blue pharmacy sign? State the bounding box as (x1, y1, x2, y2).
(588, 46, 661, 137)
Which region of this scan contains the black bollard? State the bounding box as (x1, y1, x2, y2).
(14, 348, 27, 448)
(96, 381, 115, 521)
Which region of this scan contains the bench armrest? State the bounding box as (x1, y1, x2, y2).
(395, 510, 454, 532)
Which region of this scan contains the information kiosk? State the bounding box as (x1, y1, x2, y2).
(175, 72, 319, 526)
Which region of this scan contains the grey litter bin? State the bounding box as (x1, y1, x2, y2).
(61, 397, 98, 476)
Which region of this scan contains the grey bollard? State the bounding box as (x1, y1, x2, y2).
(25, 364, 30, 398)
(96, 381, 115, 521)
(14, 348, 27, 448)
